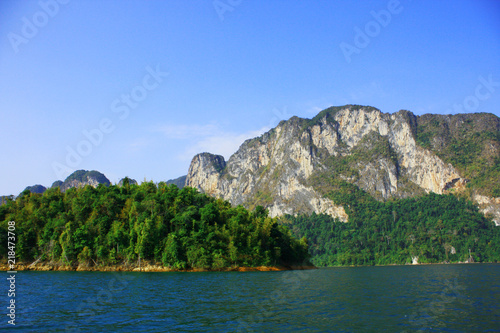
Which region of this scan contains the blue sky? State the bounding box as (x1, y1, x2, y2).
(1, 0, 499, 195)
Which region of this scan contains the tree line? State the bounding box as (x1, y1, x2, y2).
(0, 180, 309, 270)
(281, 191, 500, 266)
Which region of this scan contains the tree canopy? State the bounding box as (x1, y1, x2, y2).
(281, 192, 500, 266)
(0, 182, 309, 270)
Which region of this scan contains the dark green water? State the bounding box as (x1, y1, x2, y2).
(4, 264, 499, 332)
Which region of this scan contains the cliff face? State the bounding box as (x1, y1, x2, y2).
(186, 105, 500, 225)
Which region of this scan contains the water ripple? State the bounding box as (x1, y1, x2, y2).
(5, 264, 499, 332)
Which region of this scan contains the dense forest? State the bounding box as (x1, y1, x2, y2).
(0, 181, 309, 270)
(281, 189, 500, 266)
(2, 176, 499, 269)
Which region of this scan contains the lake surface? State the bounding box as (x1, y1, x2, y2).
(4, 264, 499, 332)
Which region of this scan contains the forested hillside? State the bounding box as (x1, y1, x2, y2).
(416, 113, 500, 197)
(0, 181, 309, 270)
(281, 190, 500, 266)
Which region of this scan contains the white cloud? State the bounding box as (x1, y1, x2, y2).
(306, 106, 324, 115)
(179, 126, 270, 161)
(154, 122, 270, 161)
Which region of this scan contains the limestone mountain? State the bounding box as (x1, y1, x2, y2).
(186, 105, 500, 225)
(53, 170, 111, 191)
(118, 177, 138, 186)
(51, 180, 63, 188)
(22, 184, 47, 194)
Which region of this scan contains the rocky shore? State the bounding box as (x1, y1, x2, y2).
(0, 262, 316, 273)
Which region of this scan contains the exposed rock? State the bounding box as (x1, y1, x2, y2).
(473, 194, 500, 226)
(186, 153, 226, 196)
(185, 105, 499, 224)
(59, 170, 111, 191)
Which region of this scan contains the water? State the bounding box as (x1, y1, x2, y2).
(4, 264, 499, 332)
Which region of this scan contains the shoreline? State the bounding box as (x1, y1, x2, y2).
(0, 262, 317, 273)
(2, 261, 495, 273)
(315, 261, 497, 268)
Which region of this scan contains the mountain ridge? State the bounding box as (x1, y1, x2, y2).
(185, 105, 500, 226)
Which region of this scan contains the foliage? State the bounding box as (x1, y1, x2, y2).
(415, 114, 500, 197)
(0, 183, 309, 269)
(304, 105, 380, 130)
(316, 131, 398, 183)
(281, 193, 500, 266)
(51, 180, 63, 188)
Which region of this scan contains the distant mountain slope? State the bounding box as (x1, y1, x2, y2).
(118, 177, 138, 186)
(0, 196, 13, 206)
(52, 170, 111, 191)
(186, 105, 500, 225)
(22, 184, 47, 194)
(51, 180, 63, 188)
(167, 175, 186, 189)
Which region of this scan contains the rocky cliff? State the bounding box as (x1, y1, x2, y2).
(186, 105, 500, 225)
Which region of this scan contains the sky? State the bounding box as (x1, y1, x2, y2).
(1, 0, 499, 196)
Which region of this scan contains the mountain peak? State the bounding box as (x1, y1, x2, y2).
(51, 170, 111, 191)
(185, 106, 500, 225)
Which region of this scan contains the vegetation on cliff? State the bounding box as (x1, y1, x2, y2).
(416, 113, 500, 197)
(22, 184, 47, 194)
(0, 183, 309, 270)
(281, 190, 500, 266)
(63, 170, 111, 186)
(166, 175, 186, 189)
